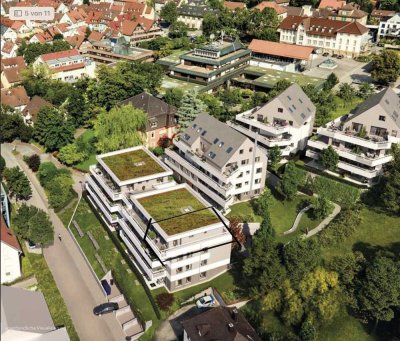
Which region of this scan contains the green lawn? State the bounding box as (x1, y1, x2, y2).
(138, 188, 220, 235)
(331, 96, 364, 120)
(228, 194, 322, 243)
(58, 198, 161, 340)
(21, 247, 79, 341)
(74, 130, 96, 172)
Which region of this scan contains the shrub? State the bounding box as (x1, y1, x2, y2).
(156, 293, 175, 311)
(38, 162, 58, 187)
(24, 154, 41, 172)
(311, 176, 360, 206)
(151, 146, 164, 157)
(299, 321, 317, 341)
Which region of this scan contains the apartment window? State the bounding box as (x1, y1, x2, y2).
(5, 272, 10, 276)
(255, 178, 261, 184)
(257, 114, 263, 122)
(238, 172, 243, 178)
(200, 272, 207, 279)
(177, 279, 182, 287)
(176, 267, 183, 274)
(249, 147, 253, 152)
(289, 120, 293, 126)
(201, 260, 207, 266)
(256, 167, 262, 174)
(186, 276, 191, 283)
(186, 264, 192, 271)
(173, 240, 179, 246)
(151, 132, 155, 138)
(150, 121, 157, 128)
(239, 149, 244, 154)
(246, 170, 250, 175)
(241, 159, 248, 165)
(255, 156, 260, 162)
(235, 183, 242, 189)
(255, 189, 261, 194)
(278, 107, 283, 113)
(379, 115, 386, 121)
(245, 181, 249, 185)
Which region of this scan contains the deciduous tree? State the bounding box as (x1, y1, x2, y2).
(268, 145, 282, 172)
(319, 146, 339, 171)
(160, 2, 178, 25)
(371, 50, 400, 84)
(58, 143, 88, 166)
(164, 88, 184, 108)
(28, 210, 54, 246)
(24, 154, 41, 172)
(3, 167, 32, 201)
(278, 161, 306, 200)
(229, 216, 246, 248)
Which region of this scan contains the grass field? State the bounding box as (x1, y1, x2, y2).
(331, 96, 364, 120)
(74, 130, 97, 172)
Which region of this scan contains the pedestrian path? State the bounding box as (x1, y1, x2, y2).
(304, 202, 341, 238)
(284, 205, 311, 235)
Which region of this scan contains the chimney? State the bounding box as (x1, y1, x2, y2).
(227, 323, 235, 333)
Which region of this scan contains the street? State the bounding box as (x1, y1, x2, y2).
(1, 143, 126, 341)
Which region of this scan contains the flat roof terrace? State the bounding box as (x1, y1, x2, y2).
(99, 147, 169, 183)
(137, 187, 220, 235)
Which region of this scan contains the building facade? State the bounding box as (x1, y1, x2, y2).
(378, 13, 400, 41)
(278, 16, 370, 57)
(306, 88, 400, 185)
(165, 113, 268, 210)
(1, 215, 22, 284)
(86, 146, 233, 291)
(229, 84, 316, 159)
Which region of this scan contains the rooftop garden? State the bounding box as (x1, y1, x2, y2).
(138, 188, 220, 235)
(101, 149, 165, 181)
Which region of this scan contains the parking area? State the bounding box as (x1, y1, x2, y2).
(305, 55, 374, 85)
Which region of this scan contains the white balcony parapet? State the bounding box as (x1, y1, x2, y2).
(89, 165, 122, 201)
(236, 110, 291, 135)
(86, 184, 118, 223)
(87, 177, 121, 213)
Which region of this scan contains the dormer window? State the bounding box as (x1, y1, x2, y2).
(379, 115, 386, 121)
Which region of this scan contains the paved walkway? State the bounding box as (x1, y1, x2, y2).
(304, 201, 341, 238)
(2, 143, 125, 341)
(12, 276, 37, 289)
(284, 205, 311, 235)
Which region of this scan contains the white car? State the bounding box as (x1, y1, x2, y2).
(196, 295, 215, 309)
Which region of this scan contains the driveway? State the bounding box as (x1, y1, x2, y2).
(1, 143, 126, 341)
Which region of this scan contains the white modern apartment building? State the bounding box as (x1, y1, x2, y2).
(33, 49, 95, 82)
(164, 113, 268, 211)
(86, 146, 233, 292)
(378, 13, 400, 41)
(228, 84, 316, 159)
(306, 87, 400, 185)
(278, 16, 370, 57)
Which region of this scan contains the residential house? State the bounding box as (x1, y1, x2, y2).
(328, 3, 368, 25)
(229, 84, 316, 160)
(278, 16, 370, 57)
(177, 0, 219, 30)
(1, 25, 17, 42)
(254, 1, 288, 20)
(181, 306, 261, 341)
(370, 9, 396, 22)
(318, 0, 345, 10)
(306, 88, 400, 185)
(1, 215, 22, 284)
(22, 96, 53, 125)
(168, 37, 251, 92)
(120, 18, 164, 46)
(10, 21, 31, 38)
(1, 40, 18, 58)
(377, 13, 400, 41)
(29, 31, 53, 44)
(165, 113, 268, 210)
(1, 86, 30, 111)
(86, 146, 233, 291)
(33, 49, 96, 82)
(249, 39, 314, 72)
(119, 92, 178, 148)
(1, 56, 27, 89)
(223, 1, 246, 10)
(1, 184, 10, 227)
(1, 285, 70, 340)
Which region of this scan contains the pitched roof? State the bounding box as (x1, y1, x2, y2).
(87, 30, 104, 42)
(65, 34, 85, 48)
(249, 39, 313, 60)
(39, 48, 78, 62)
(346, 87, 400, 129)
(1, 86, 29, 108)
(1, 56, 25, 71)
(2, 67, 24, 84)
(33, 31, 53, 43)
(279, 15, 368, 36)
(181, 113, 248, 168)
(223, 1, 245, 10)
(1, 41, 16, 54)
(255, 1, 287, 14)
(318, 0, 345, 9)
(371, 9, 395, 18)
(22, 95, 53, 121)
(0, 215, 21, 252)
(181, 306, 261, 341)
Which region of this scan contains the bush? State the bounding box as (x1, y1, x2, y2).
(38, 162, 58, 187)
(299, 321, 317, 340)
(311, 176, 360, 206)
(24, 154, 41, 172)
(156, 293, 175, 311)
(151, 146, 164, 157)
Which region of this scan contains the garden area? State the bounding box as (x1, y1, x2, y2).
(330, 95, 364, 120)
(73, 129, 97, 172)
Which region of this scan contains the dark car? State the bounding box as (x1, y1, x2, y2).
(332, 53, 338, 58)
(337, 55, 344, 59)
(322, 52, 330, 57)
(93, 302, 119, 316)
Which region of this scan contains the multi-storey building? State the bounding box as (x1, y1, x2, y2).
(86, 146, 233, 291)
(33, 49, 96, 82)
(164, 113, 267, 210)
(228, 84, 316, 159)
(168, 38, 251, 92)
(278, 15, 370, 57)
(306, 88, 400, 185)
(177, 0, 218, 30)
(377, 13, 400, 41)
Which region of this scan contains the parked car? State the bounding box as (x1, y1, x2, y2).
(337, 55, 344, 59)
(322, 52, 330, 57)
(93, 302, 119, 316)
(332, 53, 338, 58)
(196, 295, 215, 309)
(28, 240, 39, 249)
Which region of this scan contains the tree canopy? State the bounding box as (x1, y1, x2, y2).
(319, 146, 339, 171)
(176, 90, 207, 129)
(371, 50, 400, 85)
(3, 167, 32, 201)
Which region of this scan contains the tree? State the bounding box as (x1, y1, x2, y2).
(156, 293, 175, 311)
(53, 33, 63, 40)
(160, 2, 178, 25)
(58, 143, 88, 166)
(379, 0, 400, 11)
(28, 210, 54, 246)
(202, 13, 222, 36)
(253, 187, 273, 216)
(282, 238, 320, 283)
(37, 162, 58, 186)
(268, 145, 282, 172)
(0, 156, 5, 178)
(323, 73, 338, 91)
(337, 83, 356, 104)
(24, 154, 41, 172)
(357, 83, 373, 99)
(33, 107, 74, 151)
(94, 104, 146, 153)
(83, 0, 90, 4)
(229, 216, 246, 248)
(299, 321, 317, 341)
(169, 21, 188, 38)
(164, 88, 184, 108)
(259, 211, 276, 239)
(0, 110, 32, 143)
(176, 90, 207, 129)
(13, 204, 39, 240)
(200, 94, 224, 120)
(19, 41, 70, 64)
(278, 161, 306, 200)
(371, 50, 400, 85)
(356, 254, 400, 322)
(312, 195, 333, 220)
(319, 146, 339, 171)
(3, 167, 32, 201)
